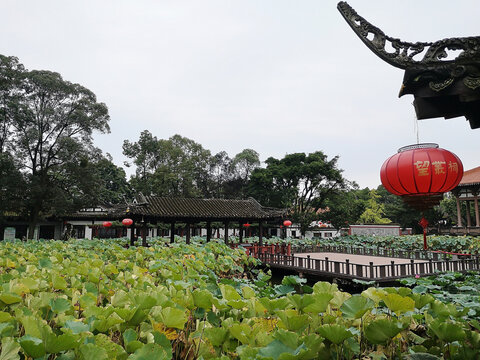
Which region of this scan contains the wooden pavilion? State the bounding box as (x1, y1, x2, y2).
(124, 196, 285, 246)
(452, 167, 480, 234)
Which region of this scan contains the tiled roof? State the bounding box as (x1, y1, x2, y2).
(459, 166, 480, 186)
(128, 197, 283, 221)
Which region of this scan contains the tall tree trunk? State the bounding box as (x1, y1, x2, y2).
(27, 205, 41, 239)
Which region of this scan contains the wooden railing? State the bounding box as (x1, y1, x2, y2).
(290, 244, 454, 261)
(257, 252, 480, 281)
(238, 242, 472, 261)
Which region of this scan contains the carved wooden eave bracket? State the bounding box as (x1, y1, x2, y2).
(337, 1, 480, 129)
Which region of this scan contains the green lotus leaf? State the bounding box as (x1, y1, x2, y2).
(303, 293, 334, 313)
(381, 293, 415, 315)
(257, 339, 306, 360)
(281, 275, 307, 286)
(50, 298, 72, 313)
(79, 343, 108, 360)
(133, 294, 157, 310)
(192, 289, 214, 310)
(0, 323, 14, 338)
(111, 290, 132, 307)
(52, 274, 67, 290)
(273, 329, 299, 349)
(204, 327, 228, 347)
(430, 300, 458, 318)
(128, 343, 170, 360)
(0, 293, 22, 305)
(95, 333, 128, 360)
(241, 286, 256, 299)
(158, 307, 187, 329)
(365, 319, 405, 345)
(0, 337, 21, 360)
(44, 332, 79, 354)
(276, 310, 309, 332)
(229, 323, 252, 344)
(64, 320, 90, 334)
(0, 311, 12, 323)
(429, 319, 466, 343)
(317, 324, 353, 345)
(274, 285, 295, 296)
(312, 282, 338, 294)
(228, 299, 247, 309)
(19, 335, 45, 359)
(405, 354, 441, 360)
(20, 316, 45, 338)
(220, 284, 241, 301)
(93, 312, 125, 332)
(340, 295, 374, 319)
(127, 308, 147, 326)
(123, 328, 137, 344)
(38, 258, 52, 269)
(409, 293, 434, 310)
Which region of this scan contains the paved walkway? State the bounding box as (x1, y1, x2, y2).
(296, 252, 428, 265)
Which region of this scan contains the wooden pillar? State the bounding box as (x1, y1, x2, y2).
(474, 192, 480, 227)
(259, 221, 263, 246)
(186, 223, 191, 244)
(239, 222, 243, 243)
(456, 195, 463, 227)
(170, 222, 175, 244)
(142, 222, 148, 247)
(466, 201, 472, 227)
(130, 220, 136, 246)
(206, 222, 211, 242)
(224, 221, 229, 245)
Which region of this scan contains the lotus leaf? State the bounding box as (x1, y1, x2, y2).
(365, 319, 406, 345)
(340, 295, 374, 319)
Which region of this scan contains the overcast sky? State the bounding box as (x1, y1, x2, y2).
(2, 1, 479, 189)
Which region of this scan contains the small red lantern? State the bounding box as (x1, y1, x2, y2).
(283, 220, 292, 227)
(122, 218, 133, 226)
(103, 221, 112, 228)
(381, 143, 463, 249)
(380, 143, 463, 210)
(243, 223, 251, 228)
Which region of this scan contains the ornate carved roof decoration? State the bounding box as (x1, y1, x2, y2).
(337, 2, 480, 129)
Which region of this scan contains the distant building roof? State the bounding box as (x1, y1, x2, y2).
(128, 196, 284, 222)
(459, 166, 480, 186)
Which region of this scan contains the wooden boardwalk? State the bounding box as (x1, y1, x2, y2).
(251, 244, 480, 283)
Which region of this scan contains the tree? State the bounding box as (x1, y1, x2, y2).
(376, 185, 442, 232)
(0, 55, 24, 154)
(93, 154, 131, 205)
(124, 132, 213, 198)
(358, 189, 392, 224)
(1, 56, 110, 238)
(222, 149, 260, 198)
(248, 151, 350, 234)
(322, 187, 370, 229)
(0, 153, 26, 218)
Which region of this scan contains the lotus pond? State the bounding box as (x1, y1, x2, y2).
(0, 238, 480, 359)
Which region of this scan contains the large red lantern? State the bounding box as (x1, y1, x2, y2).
(122, 218, 133, 226)
(381, 143, 463, 210)
(283, 220, 292, 227)
(243, 223, 251, 228)
(103, 221, 112, 228)
(380, 143, 463, 249)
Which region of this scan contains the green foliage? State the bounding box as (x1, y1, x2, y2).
(358, 189, 392, 224)
(0, 55, 111, 238)
(248, 151, 351, 234)
(0, 239, 478, 359)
